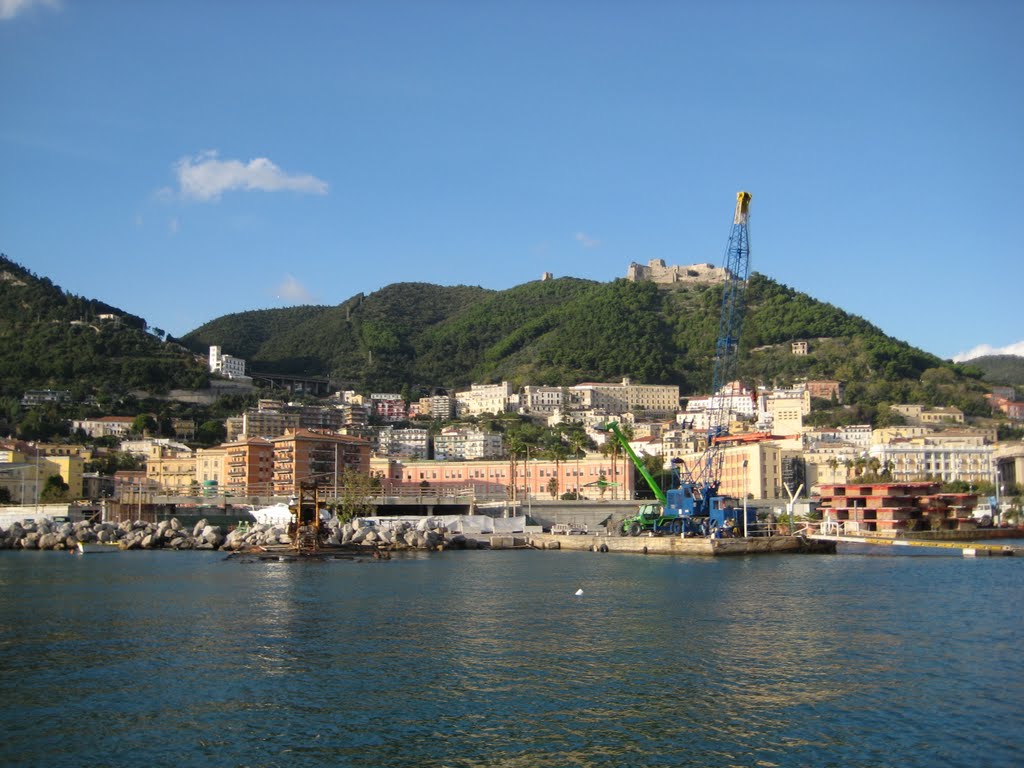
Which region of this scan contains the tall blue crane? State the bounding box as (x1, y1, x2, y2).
(604, 191, 761, 537)
(692, 191, 753, 501)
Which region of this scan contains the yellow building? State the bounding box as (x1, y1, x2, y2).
(196, 446, 228, 495)
(676, 439, 794, 500)
(0, 449, 84, 502)
(40, 455, 85, 500)
(145, 445, 198, 494)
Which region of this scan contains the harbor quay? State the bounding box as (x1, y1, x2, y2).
(518, 531, 833, 556)
(0, 508, 835, 558)
(5, 499, 1017, 557)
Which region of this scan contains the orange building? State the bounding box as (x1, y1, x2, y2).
(223, 437, 274, 497)
(270, 429, 371, 496)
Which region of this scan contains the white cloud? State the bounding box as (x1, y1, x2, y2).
(0, 0, 59, 21)
(575, 232, 600, 248)
(274, 275, 317, 304)
(172, 150, 328, 202)
(952, 340, 1024, 362)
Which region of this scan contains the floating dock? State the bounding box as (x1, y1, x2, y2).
(805, 533, 1020, 557)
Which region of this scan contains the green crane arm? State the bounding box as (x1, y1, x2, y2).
(601, 422, 667, 504)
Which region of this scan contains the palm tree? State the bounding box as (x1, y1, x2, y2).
(567, 431, 589, 499)
(545, 441, 570, 499)
(599, 438, 620, 499)
(505, 433, 526, 500)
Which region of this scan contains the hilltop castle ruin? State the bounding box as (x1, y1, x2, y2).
(626, 259, 729, 287)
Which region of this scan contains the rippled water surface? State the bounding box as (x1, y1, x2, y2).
(1, 548, 1022, 767)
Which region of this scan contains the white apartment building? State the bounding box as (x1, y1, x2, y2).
(455, 382, 516, 417)
(209, 345, 248, 379)
(685, 392, 758, 421)
(72, 416, 135, 439)
(869, 440, 996, 485)
(433, 428, 504, 460)
(570, 378, 680, 415)
(226, 409, 301, 442)
(377, 427, 430, 460)
(520, 385, 566, 415)
(838, 425, 872, 449)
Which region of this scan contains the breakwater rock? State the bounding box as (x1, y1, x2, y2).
(0, 516, 477, 552)
(222, 516, 468, 551)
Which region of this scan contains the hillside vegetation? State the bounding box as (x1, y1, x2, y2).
(0, 254, 208, 400)
(962, 355, 1024, 387)
(0, 251, 994, 426)
(183, 272, 991, 416)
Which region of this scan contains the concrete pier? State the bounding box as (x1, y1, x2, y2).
(523, 533, 833, 556)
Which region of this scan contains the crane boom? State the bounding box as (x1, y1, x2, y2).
(699, 191, 752, 495)
(611, 191, 762, 538)
(598, 422, 667, 504)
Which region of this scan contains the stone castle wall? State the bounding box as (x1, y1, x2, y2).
(626, 259, 729, 286)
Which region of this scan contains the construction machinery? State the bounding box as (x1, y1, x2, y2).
(601, 421, 756, 536)
(288, 480, 328, 553)
(606, 191, 761, 538)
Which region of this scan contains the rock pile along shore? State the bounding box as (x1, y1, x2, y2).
(0, 516, 482, 552)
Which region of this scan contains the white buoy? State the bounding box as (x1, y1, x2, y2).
(574, 588, 584, 596)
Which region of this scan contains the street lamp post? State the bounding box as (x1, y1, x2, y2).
(742, 459, 749, 538)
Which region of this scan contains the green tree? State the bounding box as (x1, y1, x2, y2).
(196, 419, 226, 445)
(39, 474, 70, 503)
(333, 468, 377, 523)
(132, 414, 157, 435)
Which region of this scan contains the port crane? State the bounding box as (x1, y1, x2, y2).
(606, 191, 759, 537)
(690, 190, 753, 501)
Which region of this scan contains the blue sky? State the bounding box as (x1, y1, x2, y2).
(2, 0, 1022, 363)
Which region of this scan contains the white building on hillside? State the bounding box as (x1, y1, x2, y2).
(434, 428, 504, 460)
(570, 378, 679, 415)
(455, 382, 516, 417)
(209, 346, 248, 380)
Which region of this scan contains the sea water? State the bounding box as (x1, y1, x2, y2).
(0, 548, 1021, 768)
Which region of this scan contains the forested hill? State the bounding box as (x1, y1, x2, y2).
(0, 254, 208, 399)
(183, 273, 991, 416)
(0, 250, 991, 419)
(962, 355, 1024, 387)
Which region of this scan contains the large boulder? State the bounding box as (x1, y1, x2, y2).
(192, 519, 208, 538)
(350, 527, 369, 544)
(201, 525, 223, 546)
